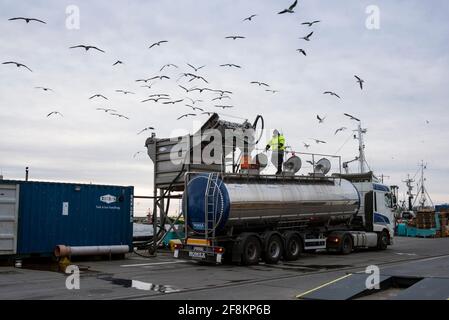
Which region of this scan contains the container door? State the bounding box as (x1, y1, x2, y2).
(0, 184, 19, 255)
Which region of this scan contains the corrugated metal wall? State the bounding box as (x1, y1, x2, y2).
(2, 180, 133, 256)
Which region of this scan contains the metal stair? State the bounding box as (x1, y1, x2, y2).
(204, 173, 219, 240)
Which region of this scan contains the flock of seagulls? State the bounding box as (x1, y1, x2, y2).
(4, 2, 373, 161)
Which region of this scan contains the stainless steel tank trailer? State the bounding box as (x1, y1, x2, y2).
(144, 113, 396, 265)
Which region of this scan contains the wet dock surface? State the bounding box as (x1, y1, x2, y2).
(1, 237, 449, 300)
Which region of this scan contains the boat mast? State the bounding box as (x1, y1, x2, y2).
(355, 121, 368, 173)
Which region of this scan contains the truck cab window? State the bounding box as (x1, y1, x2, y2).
(384, 193, 392, 208)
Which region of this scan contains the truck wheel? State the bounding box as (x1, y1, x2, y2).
(340, 234, 353, 255)
(377, 230, 389, 250)
(263, 235, 284, 264)
(284, 233, 302, 261)
(241, 236, 261, 265)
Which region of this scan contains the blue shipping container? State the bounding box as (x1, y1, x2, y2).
(1, 180, 133, 256)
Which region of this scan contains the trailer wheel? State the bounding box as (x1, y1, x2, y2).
(340, 234, 353, 255)
(263, 235, 284, 264)
(284, 233, 302, 261)
(377, 230, 389, 250)
(241, 236, 261, 265)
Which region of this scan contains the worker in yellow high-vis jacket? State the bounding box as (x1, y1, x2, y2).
(265, 129, 286, 175)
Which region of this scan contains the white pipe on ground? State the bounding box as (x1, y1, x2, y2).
(54, 245, 130, 257)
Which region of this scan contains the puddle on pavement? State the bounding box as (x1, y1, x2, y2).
(100, 276, 181, 294)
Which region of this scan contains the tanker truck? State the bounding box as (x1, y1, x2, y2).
(174, 170, 396, 265)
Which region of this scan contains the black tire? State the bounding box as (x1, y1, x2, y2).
(284, 233, 302, 261)
(263, 235, 284, 264)
(340, 234, 353, 255)
(377, 230, 389, 250)
(241, 236, 261, 265)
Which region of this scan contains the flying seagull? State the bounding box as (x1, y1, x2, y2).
(334, 127, 347, 135)
(191, 87, 213, 93)
(89, 94, 108, 100)
(149, 40, 168, 49)
(185, 97, 203, 104)
(137, 127, 155, 135)
(2, 61, 32, 72)
(219, 63, 241, 68)
(310, 138, 326, 144)
(300, 31, 314, 41)
(115, 90, 135, 95)
(188, 75, 208, 83)
(250, 81, 269, 87)
(317, 115, 326, 123)
(160, 63, 178, 72)
(148, 94, 169, 97)
(296, 49, 306, 56)
(163, 99, 184, 105)
(135, 78, 152, 83)
(214, 105, 234, 109)
(301, 20, 320, 27)
(140, 84, 154, 89)
(187, 63, 205, 72)
(47, 111, 63, 117)
(265, 89, 279, 94)
(278, 0, 298, 14)
(212, 96, 231, 101)
(149, 75, 170, 81)
(113, 60, 123, 66)
(343, 113, 360, 121)
(225, 35, 246, 40)
(243, 14, 257, 22)
(110, 113, 129, 120)
(354, 75, 364, 90)
(303, 143, 310, 149)
(141, 97, 169, 103)
(185, 104, 204, 112)
(323, 91, 341, 99)
(35, 87, 53, 92)
(213, 89, 233, 95)
(96, 108, 116, 113)
(133, 151, 144, 159)
(179, 85, 196, 93)
(69, 45, 105, 53)
(8, 17, 46, 24)
(306, 160, 314, 166)
(177, 113, 196, 120)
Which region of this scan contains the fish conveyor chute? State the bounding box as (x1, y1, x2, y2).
(140, 113, 264, 254)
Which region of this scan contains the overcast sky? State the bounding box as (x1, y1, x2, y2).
(1, 0, 448, 215)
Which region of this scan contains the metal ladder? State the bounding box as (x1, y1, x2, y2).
(204, 172, 219, 241)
